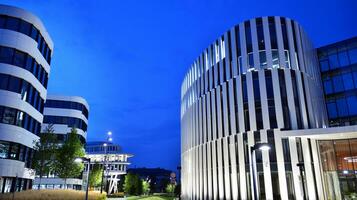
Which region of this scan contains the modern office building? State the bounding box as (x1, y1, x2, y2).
(180, 16, 357, 200)
(0, 4, 53, 193)
(41, 95, 89, 143)
(84, 141, 132, 194)
(33, 95, 89, 190)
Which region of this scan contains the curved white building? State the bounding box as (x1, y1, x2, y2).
(0, 4, 53, 193)
(181, 16, 329, 199)
(42, 95, 89, 143)
(33, 95, 89, 190)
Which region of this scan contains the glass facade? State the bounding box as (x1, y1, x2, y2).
(45, 100, 89, 119)
(319, 139, 357, 199)
(319, 37, 357, 126)
(0, 15, 52, 64)
(43, 115, 87, 132)
(0, 45, 49, 87)
(0, 73, 44, 112)
(0, 140, 33, 168)
(0, 105, 41, 135)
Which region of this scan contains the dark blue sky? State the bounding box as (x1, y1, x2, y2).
(4, 0, 357, 171)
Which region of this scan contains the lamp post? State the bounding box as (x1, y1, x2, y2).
(250, 142, 271, 200)
(100, 131, 112, 194)
(75, 157, 91, 200)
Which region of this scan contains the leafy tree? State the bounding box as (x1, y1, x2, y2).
(123, 173, 142, 195)
(32, 124, 58, 188)
(166, 183, 175, 196)
(89, 162, 103, 189)
(142, 180, 150, 195)
(136, 178, 143, 195)
(54, 128, 85, 189)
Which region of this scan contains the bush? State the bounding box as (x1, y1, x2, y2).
(0, 189, 106, 200)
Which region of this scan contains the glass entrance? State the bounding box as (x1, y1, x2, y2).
(318, 139, 357, 200)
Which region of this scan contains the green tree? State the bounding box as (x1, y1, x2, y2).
(123, 173, 142, 195)
(166, 183, 175, 196)
(88, 163, 103, 189)
(142, 180, 150, 195)
(136, 178, 143, 195)
(32, 124, 58, 188)
(54, 128, 85, 189)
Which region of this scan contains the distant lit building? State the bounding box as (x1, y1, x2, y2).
(181, 16, 357, 199)
(0, 4, 53, 193)
(33, 95, 89, 190)
(84, 141, 132, 194)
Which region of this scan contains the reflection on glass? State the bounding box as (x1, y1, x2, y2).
(319, 139, 357, 199)
(259, 51, 267, 69)
(272, 50, 279, 68)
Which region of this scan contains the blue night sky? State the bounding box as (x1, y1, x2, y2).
(3, 0, 356, 171)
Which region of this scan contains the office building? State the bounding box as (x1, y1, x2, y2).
(33, 95, 89, 190)
(180, 16, 357, 199)
(0, 4, 53, 193)
(84, 141, 132, 194)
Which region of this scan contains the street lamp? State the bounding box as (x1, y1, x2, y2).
(100, 131, 112, 194)
(75, 157, 91, 200)
(250, 142, 271, 200)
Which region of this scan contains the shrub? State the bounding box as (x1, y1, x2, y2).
(0, 189, 106, 200)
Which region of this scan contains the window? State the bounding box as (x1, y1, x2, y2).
(353, 72, 357, 88)
(0, 141, 10, 159)
(25, 55, 32, 71)
(13, 50, 26, 67)
(268, 17, 278, 49)
(2, 107, 16, 125)
(332, 75, 344, 92)
(0, 15, 6, 27)
(256, 18, 265, 50)
(248, 53, 254, 68)
(30, 25, 38, 40)
(5, 17, 19, 31)
(0, 47, 14, 64)
(16, 111, 24, 127)
(272, 50, 279, 68)
(8, 76, 21, 93)
(19, 20, 32, 35)
(245, 21, 252, 53)
(349, 48, 357, 64)
(280, 18, 289, 50)
(328, 54, 339, 69)
(327, 101, 337, 118)
(323, 78, 334, 94)
(346, 95, 357, 115)
(259, 51, 267, 68)
(9, 143, 19, 159)
(0, 73, 9, 89)
(342, 73, 354, 90)
(320, 60, 329, 72)
(338, 51, 349, 67)
(336, 98, 349, 117)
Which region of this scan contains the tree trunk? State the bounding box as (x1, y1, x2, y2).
(38, 167, 42, 189)
(64, 178, 67, 190)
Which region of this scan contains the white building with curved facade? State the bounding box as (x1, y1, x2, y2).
(0, 4, 53, 193)
(181, 16, 357, 200)
(33, 95, 89, 190)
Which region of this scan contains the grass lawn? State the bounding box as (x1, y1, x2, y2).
(126, 194, 176, 200)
